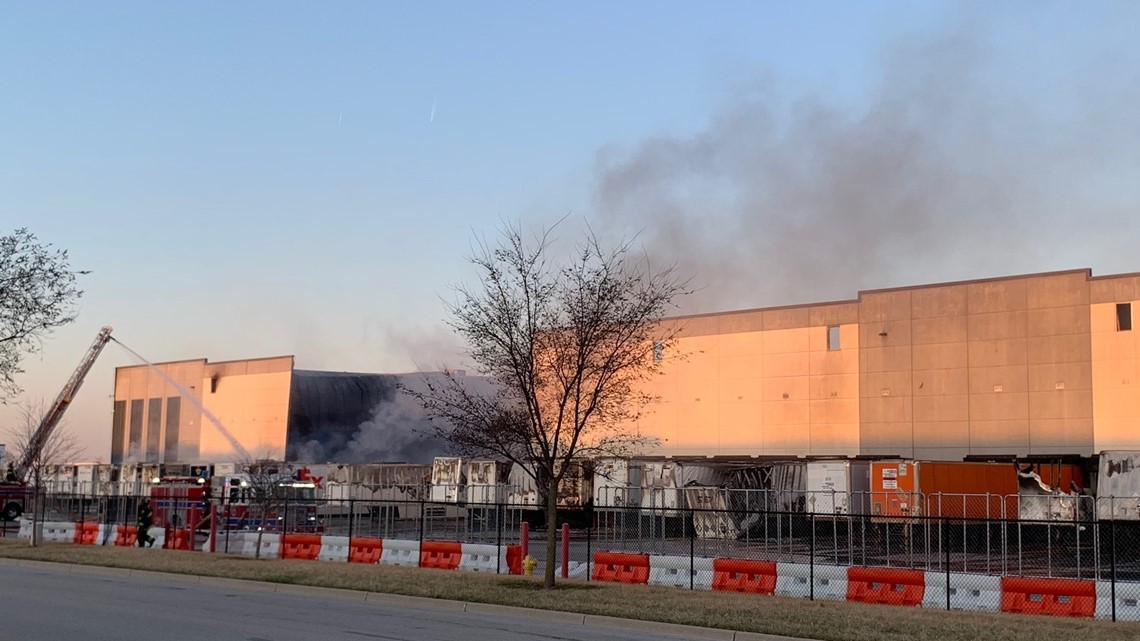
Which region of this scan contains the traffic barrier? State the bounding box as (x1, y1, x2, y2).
(42, 522, 75, 543)
(281, 534, 322, 561)
(150, 527, 166, 549)
(1096, 580, 1140, 621)
(923, 572, 1002, 612)
(591, 552, 650, 584)
(847, 567, 925, 607)
(380, 539, 420, 567)
(318, 536, 351, 563)
(458, 543, 507, 573)
(348, 537, 382, 564)
(505, 544, 522, 575)
(648, 555, 714, 590)
(114, 525, 138, 547)
(420, 541, 463, 570)
(774, 562, 848, 601)
(254, 533, 280, 558)
(712, 558, 777, 594)
(74, 522, 100, 545)
(164, 527, 194, 551)
(17, 518, 34, 540)
(1001, 577, 1095, 618)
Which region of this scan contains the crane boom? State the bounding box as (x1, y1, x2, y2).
(17, 326, 114, 481)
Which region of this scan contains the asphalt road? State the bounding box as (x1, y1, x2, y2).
(0, 563, 708, 641)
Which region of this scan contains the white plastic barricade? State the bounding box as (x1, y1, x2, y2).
(17, 518, 34, 541)
(97, 524, 115, 546)
(775, 562, 848, 601)
(647, 555, 714, 590)
(922, 572, 1001, 612)
(41, 522, 76, 543)
(150, 527, 166, 550)
(568, 561, 593, 579)
(458, 543, 507, 573)
(1097, 580, 1140, 621)
(319, 536, 351, 563)
(257, 534, 281, 559)
(380, 539, 421, 567)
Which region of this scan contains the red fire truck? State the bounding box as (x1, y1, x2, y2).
(150, 469, 322, 533)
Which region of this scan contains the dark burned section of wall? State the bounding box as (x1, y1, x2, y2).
(285, 370, 451, 464)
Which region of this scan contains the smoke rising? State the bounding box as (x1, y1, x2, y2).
(593, 28, 1140, 313)
(292, 389, 451, 464)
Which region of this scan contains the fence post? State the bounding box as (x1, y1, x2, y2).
(521, 520, 529, 560)
(347, 499, 355, 541)
(1110, 518, 1117, 622)
(944, 517, 951, 611)
(689, 507, 695, 590)
(561, 522, 570, 579)
(224, 489, 230, 554)
(496, 502, 503, 575)
(586, 516, 592, 583)
(809, 511, 815, 601)
(418, 494, 426, 545)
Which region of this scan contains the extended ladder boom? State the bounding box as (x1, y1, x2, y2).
(17, 326, 114, 481)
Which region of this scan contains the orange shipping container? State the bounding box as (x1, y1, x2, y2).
(870, 461, 1084, 520)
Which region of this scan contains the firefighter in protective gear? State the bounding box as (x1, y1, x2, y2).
(137, 498, 155, 547)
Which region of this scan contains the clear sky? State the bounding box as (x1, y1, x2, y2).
(2, 1, 1138, 460)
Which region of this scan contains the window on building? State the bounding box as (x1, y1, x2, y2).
(1119, 303, 1133, 332)
(827, 326, 841, 351)
(652, 340, 664, 363)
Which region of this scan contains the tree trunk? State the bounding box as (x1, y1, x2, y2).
(544, 476, 558, 588)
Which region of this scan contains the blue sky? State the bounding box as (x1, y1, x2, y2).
(2, 2, 1138, 459)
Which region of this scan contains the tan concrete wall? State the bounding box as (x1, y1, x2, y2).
(200, 357, 293, 461)
(1090, 274, 1140, 453)
(114, 360, 205, 463)
(113, 356, 293, 463)
(635, 269, 1134, 460)
(634, 303, 860, 457)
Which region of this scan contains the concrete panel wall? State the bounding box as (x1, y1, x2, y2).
(1091, 279, 1140, 452)
(200, 357, 293, 461)
(113, 360, 205, 464)
(637, 303, 860, 457)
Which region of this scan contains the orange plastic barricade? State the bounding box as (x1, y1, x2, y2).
(712, 558, 777, 594)
(281, 534, 322, 561)
(115, 525, 138, 547)
(846, 567, 926, 606)
(348, 538, 383, 564)
(420, 541, 463, 570)
(1001, 577, 1095, 618)
(591, 552, 650, 584)
(74, 522, 100, 545)
(164, 528, 193, 551)
(506, 545, 523, 575)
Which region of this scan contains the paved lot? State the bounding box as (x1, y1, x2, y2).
(0, 562, 708, 641)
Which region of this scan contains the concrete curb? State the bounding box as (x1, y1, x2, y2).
(0, 558, 808, 641)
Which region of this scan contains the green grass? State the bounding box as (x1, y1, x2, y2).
(2, 540, 1138, 641)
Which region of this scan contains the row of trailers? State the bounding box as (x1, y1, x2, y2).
(33, 451, 1140, 539)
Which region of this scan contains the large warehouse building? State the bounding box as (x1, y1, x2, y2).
(110, 357, 491, 465)
(633, 268, 1139, 460)
(110, 268, 1138, 466)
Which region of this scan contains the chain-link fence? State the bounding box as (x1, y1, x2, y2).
(14, 485, 1140, 619)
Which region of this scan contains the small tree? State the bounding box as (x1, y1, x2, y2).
(5, 401, 83, 545)
(0, 229, 86, 402)
(239, 457, 291, 559)
(408, 222, 688, 587)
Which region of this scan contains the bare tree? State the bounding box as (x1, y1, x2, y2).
(238, 457, 292, 559)
(0, 229, 87, 402)
(5, 400, 84, 545)
(407, 222, 689, 587)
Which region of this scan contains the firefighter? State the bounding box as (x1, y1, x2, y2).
(136, 498, 155, 548)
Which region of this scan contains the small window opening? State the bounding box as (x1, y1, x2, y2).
(1118, 303, 1133, 331)
(652, 340, 664, 363)
(827, 326, 841, 351)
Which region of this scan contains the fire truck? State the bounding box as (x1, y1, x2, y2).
(150, 468, 323, 533)
(1, 327, 114, 521)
